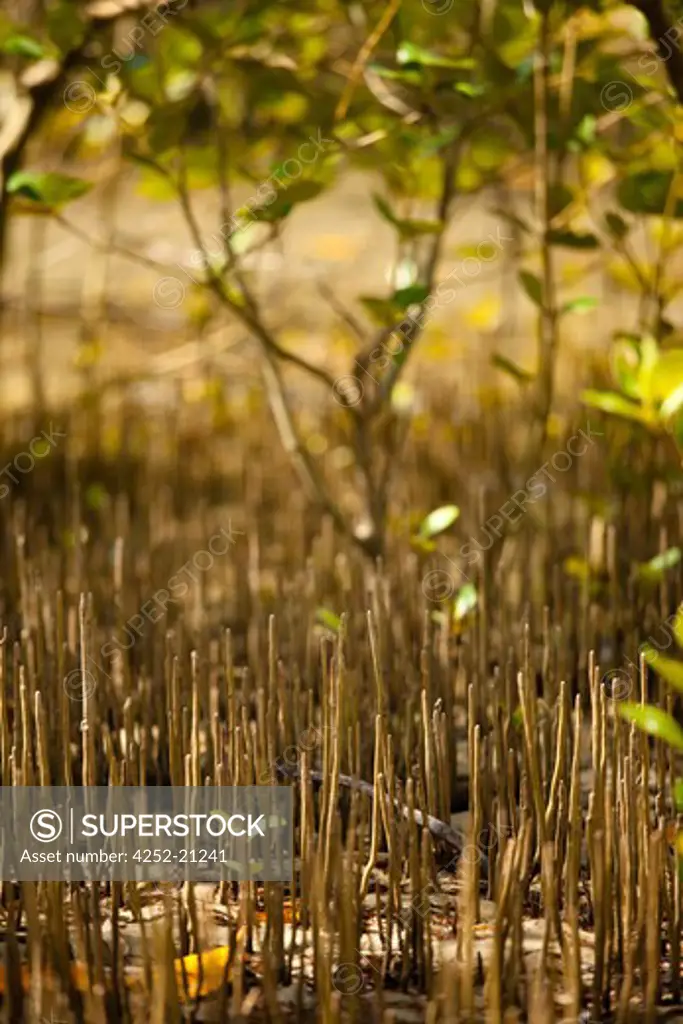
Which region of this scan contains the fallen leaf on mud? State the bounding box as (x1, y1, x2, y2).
(0, 934, 245, 1002)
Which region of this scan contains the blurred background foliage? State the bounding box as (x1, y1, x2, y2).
(2, 0, 683, 563)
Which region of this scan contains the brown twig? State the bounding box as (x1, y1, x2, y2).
(170, 149, 382, 557)
(334, 0, 403, 122)
(275, 762, 488, 878)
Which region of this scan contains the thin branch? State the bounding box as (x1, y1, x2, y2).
(171, 153, 340, 391)
(248, 325, 340, 391)
(531, 6, 557, 455)
(351, 134, 462, 412)
(650, 165, 682, 337)
(335, 0, 403, 122)
(339, 135, 462, 555)
(214, 94, 233, 248)
(375, 138, 461, 406)
(53, 214, 172, 274)
(0, 43, 97, 274)
(479, 1, 560, 586)
(275, 763, 483, 872)
(260, 345, 379, 559)
(170, 146, 377, 555)
(316, 281, 368, 344)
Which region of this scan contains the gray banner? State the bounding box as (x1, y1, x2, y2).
(0, 787, 292, 882)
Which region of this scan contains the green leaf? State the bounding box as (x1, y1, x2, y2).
(574, 114, 597, 148)
(580, 389, 656, 426)
(373, 193, 400, 227)
(547, 229, 599, 250)
(454, 583, 477, 620)
(419, 126, 461, 156)
(605, 211, 629, 239)
(491, 353, 534, 383)
(617, 171, 683, 219)
(418, 504, 460, 539)
(396, 42, 473, 69)
(1, 34, 45, 58)
(46, 2, 87, 53)
(360, 296, 403, 327)
(315, 608, 341, 634)
(371, 194, 442, 239)
(146, 107, 188, 155)
(240, 180, 323, 225)
(618, 702, 683, 751)
(242, 198, 292, 223)
(279, 181, 324, 205)
(548, 183, 574, 218)
(6, 171, 92, 208)
(674, 606, 683, 650)
(636, 547, 681, 581)
(454, 82, 486, 98)
(392, 285, 430, 308)
(561, 297, 599, 316)
(642, 645, 683, 694)
(610, 337, 641, 399)
(366, 63, 422, 87)
(397, 218, 442, 240)
(519, 271, 543, 307)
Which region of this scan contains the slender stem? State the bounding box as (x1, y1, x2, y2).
(334, 0, 403, 122)
(650, 165, 682, 338)
(54, 214, 169, 273)
(172, 149, 379, 556)
(260, 345, 379, 559)
(532, 5, 557, 454)
(316, 281, 368, 345)
(376, 139, 460, 407)
(172, 157, 340, 391)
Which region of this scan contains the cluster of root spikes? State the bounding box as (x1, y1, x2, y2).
(0, 398, 679, 1023)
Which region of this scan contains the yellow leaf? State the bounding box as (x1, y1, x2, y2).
(560, 262, 592, 286)
(580, 152, 614, 188)
(175, 944, 235, 1000)
(0, 944, 236, 1001)
(606, 258, 645, 293)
